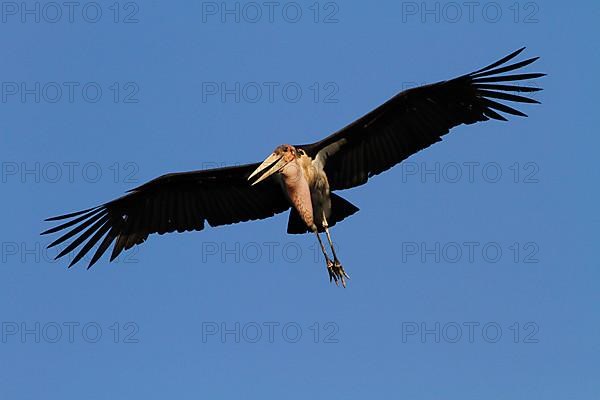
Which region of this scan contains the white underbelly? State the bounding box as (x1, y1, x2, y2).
(310, 168, 331, 226)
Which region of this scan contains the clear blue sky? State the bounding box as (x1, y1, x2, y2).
(1, 1, 598, 399)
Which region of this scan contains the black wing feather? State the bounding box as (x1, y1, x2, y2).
(43, 164, 289, 268)
(300, 48, 544, 190)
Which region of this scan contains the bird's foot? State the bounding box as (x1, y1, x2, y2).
(327, 259, 350, 288)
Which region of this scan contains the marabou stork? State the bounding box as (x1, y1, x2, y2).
(43, 48, 544, 287)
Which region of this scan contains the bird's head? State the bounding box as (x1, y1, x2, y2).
(248, 144, 304, 185)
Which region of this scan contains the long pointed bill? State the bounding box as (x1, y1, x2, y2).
(248, 153, 287, 186)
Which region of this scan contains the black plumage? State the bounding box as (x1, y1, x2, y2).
(43, 48, 544, 269)
(300, 47, 544, 190)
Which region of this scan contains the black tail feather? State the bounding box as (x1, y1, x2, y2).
(287, 193, 359, 234)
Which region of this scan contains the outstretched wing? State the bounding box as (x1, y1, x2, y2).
(300, 47, 545, 190)
(42, 164, 289, 268)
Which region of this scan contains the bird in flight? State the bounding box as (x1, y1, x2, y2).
(43, 47, 544, 287)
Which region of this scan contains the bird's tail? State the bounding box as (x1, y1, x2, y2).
(287, 193, 359, 234)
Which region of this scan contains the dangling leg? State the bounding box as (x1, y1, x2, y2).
(322, 214, 349, 287)
(312, 229, 340, 286)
